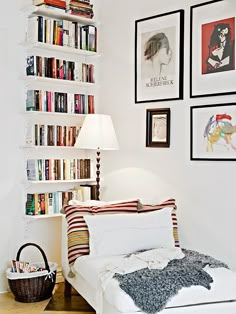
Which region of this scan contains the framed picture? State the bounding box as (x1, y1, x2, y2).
(135, 10, 184, 103)
(190, 0, 236, 98)
(146, 108, 170, 147)
(190, 103, 236, 161)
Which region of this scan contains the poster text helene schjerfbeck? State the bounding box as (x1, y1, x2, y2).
(146, 76, 174, 87)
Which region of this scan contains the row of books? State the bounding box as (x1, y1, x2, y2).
(26, 90, 95, 114)
(25, 124, 80, 147)
(26, 184, 97, 215)
(33, 0, 94, 19)
(26, 55, 95, 83)
(26, 158, 91, 181)
(27, 16, 97, 51)
(26, 191, 65, 215)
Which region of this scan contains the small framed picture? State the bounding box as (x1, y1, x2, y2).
(135, 10, 184, 103)
(190, 103, 236, 161)
(146, 108, 170, 147)
(190, 0, 236, 98)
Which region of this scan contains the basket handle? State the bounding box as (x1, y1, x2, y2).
(16, 243, 50, 273)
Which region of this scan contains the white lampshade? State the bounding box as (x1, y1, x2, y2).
(75, 114, 119, 150)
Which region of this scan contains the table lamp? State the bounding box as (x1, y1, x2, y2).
(74, 114, 119, 200)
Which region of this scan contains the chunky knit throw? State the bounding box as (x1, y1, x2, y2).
(114, 249, 228, 314)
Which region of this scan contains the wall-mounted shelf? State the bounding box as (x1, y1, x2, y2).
(22, 5, 98, 25)
(25, 178, 95, 184)
(23, 41, 100, 60)
(24, 76, 96, 89)
(22, 145, 80, 150)
(25, 213, 63, 219)
(22, 4, 99, 218)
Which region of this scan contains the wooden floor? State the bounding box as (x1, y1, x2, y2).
(0, 283, 95, 314)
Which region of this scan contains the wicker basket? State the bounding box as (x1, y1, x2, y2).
(6, 243, 57, 303)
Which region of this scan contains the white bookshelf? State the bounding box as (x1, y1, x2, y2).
(23, 5, 99, 217)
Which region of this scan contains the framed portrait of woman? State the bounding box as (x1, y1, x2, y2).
(190, 0, 236, 98)
(135, 10, 184, 103)
(146, 108, 170, 147)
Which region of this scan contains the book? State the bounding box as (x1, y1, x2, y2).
(37, 159, 43, 180)
(26, 56, 37, 76)
(44, 193, 49, 214)
(87, 25, 97, 52)
(26, 194, 35, 215)
(38, 16, 44, 43)
(25, 122, 34, 146)
(37, 3, 66, 11)
(69, 1, 93, 8)
(47, 192, 54, 214)
(34, 193, 40, 215)
(39, 193, 46, 214)
(26, 159, 38, 181)
(71, 187, 83, 201)
(26, 16, 39, 43)
(63, 20, 69, 46)
(76, 184, 97, 200)
(33, 0, 66, 9)
(69, 0, 91, 3)
(80, 185, 91, 201)
(53, 192, 59, 213)
(26, 90, 35, 111)
(80, 25, 87, 50)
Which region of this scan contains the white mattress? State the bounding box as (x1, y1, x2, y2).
(73, 254, 236, 313)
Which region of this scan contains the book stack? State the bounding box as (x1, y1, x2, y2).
(33, 0, 67, 11)
(67, 0, 94, 19)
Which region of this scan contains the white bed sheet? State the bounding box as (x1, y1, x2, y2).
(73, 254, 236, 313)
(61, 216, 236, 314)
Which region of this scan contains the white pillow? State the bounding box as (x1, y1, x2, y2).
(84, 207, 175, 257)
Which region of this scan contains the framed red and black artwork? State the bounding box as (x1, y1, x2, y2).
(190, 0, 236, 98)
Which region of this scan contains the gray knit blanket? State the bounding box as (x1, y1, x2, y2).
(114, 249, 229, 314)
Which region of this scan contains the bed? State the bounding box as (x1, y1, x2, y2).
(61, 198, 236, 314)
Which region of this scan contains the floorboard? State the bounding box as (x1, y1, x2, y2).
(0, 283, 95, 314)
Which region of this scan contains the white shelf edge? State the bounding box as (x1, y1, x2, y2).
(23, 41, 100, 58)
(25, 213, 63, 219)
(21, 5, 98, 25)
(23, 111, 87, 118)
(25, 178, 95, 184)
(21, 145, 81, 149)
(23, 76, 96, 88)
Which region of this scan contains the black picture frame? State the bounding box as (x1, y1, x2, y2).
(146, 108, 170, 147)
(190, 103, 236, 161)
(190, 0, 236, 98)
(135, 9, 184, 103)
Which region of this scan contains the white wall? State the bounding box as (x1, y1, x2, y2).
(99, 0, 236, 272)
(0, 0, 62, 293)
(0, 0, 235, 293)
